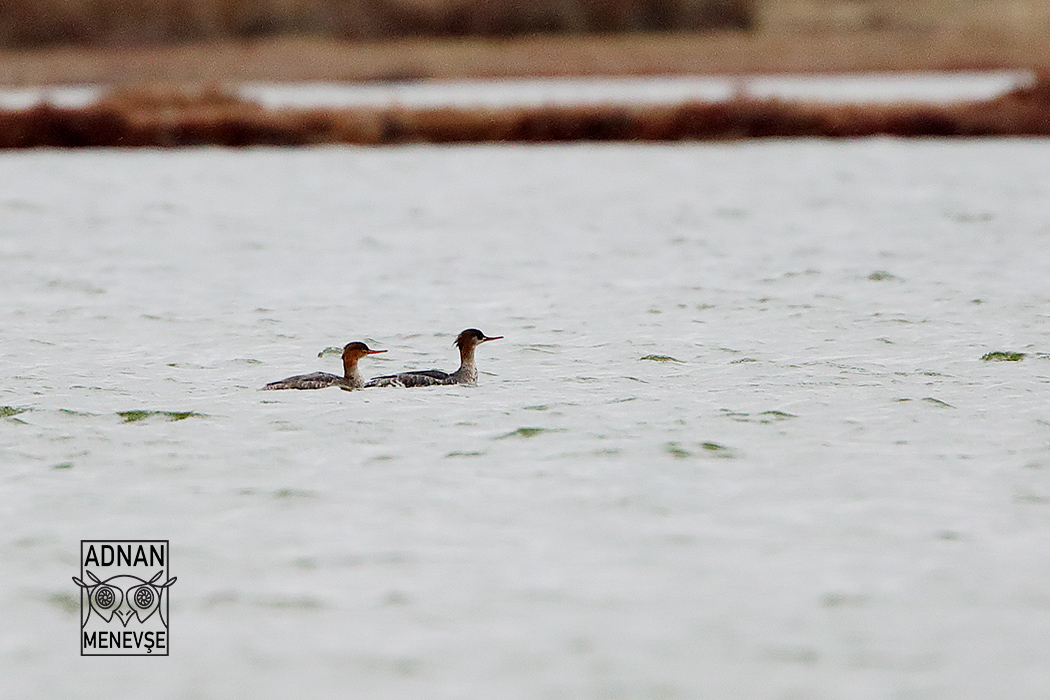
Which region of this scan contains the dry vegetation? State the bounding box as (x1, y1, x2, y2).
(2, 76, 1049, 147)
(0, 1, 1046, 89)
(0, 0, 753, 47)
(1, 30, 1047, 86)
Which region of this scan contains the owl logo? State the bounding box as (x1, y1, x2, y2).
(73, 569, 177, 628)
(77, 540, 173, 655)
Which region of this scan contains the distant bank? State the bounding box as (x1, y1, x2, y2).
(0, 31, 1048, 87)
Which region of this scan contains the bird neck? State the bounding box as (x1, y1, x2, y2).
(454, 343, 478, 383)
(342, 356, 364, 387)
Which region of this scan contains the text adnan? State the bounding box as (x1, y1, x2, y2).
(83, 543, 165, 567)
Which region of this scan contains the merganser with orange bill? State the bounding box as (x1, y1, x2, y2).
(262, 342, 386, 390)
(366, 329, 502, 388)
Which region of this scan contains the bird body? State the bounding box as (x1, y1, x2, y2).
(263, 371, 347, 390)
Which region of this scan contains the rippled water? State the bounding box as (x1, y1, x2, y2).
(3, 140, 1050, 698)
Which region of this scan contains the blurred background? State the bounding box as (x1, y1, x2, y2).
(0, 0, 1047, 48)
(0, 0, 1048, 136)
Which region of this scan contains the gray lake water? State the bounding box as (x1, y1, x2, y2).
(2, 140, 1050, 699)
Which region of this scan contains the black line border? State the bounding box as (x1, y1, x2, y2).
(79, 540, 171, 657)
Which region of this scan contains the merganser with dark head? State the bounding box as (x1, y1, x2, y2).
(366, 329, 502, 388)
(262, 342, 386, 390)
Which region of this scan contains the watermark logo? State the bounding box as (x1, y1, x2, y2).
(73, 540, 175, 656)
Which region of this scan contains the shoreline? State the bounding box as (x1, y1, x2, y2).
(1, 76, 1048, 147)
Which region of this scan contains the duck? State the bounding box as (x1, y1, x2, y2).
(366, 329, 501, 387)
(262, 342, 386, 390)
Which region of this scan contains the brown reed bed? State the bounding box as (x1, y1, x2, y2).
(0, 0, 753, 48)
(1, 76, 1049, 148)
(1, 31, 1047, 87)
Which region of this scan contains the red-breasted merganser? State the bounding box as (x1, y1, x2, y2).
(262, 342, 386, 390)
(365, 329, 502, 388)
